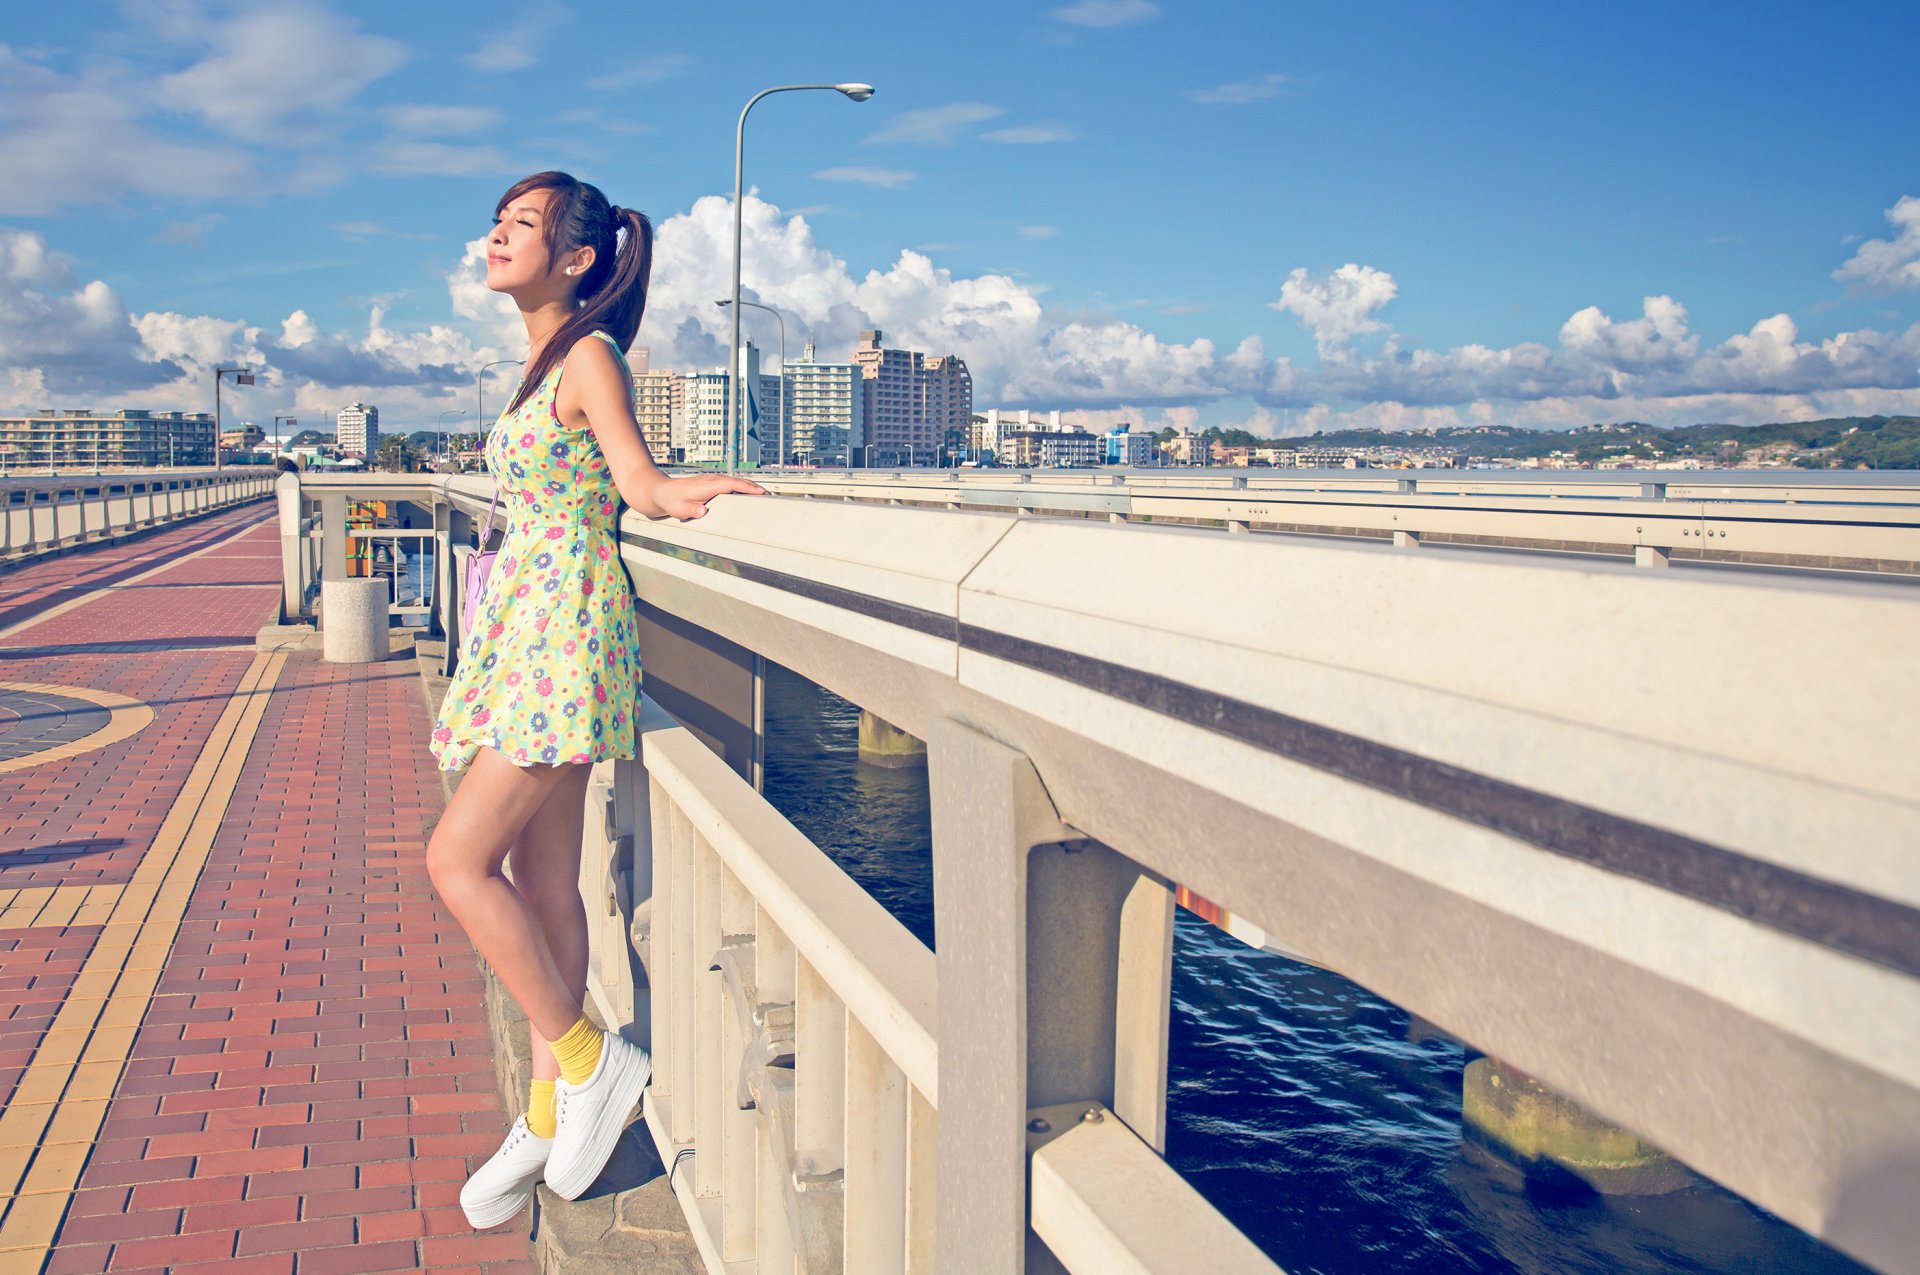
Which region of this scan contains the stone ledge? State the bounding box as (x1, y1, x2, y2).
(410, 633, 701, 1274)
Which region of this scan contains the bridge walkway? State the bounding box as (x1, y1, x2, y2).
(0, 508, 536, 1274)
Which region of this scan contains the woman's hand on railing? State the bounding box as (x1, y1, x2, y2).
(650, 474, 769, 521)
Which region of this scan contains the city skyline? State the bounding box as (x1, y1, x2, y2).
(1, 1, 1916, 439)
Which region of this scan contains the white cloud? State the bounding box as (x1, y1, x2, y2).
(1558, 294, 1698, 374)
(1272, 264, 1399, 358)
(371, 141, 514, 178)
(386, 104, 500, 136)
(158, 214, 227, 248)
(1018, 225, 1061, 239)
(1051, 0, 1160, 27)
(1834, 195, 1920, 291)
(0, 46, 258, 215)
(463, 3, 573, 74)
(1190, 73, 1289, 105)
(158, 6, 407, 144)
(864, 103, 1005, 147)
(813, 167, 918, 190)
(584, 54, 693, 92)
(980, 123, 1078, 144)
(0, 229, 182, 397)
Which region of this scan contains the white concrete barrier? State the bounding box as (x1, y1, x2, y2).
(320, 577, 389, 663)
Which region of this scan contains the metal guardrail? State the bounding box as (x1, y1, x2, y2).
(0, 470, 274, 563)
(285, 471, 1919, 1274)
(753, 468, 1920, 574)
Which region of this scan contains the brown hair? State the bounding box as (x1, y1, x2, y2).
(495, 171, 655, 414)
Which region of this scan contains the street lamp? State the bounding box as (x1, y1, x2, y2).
(727, 81, 874, 474)
(437, 410, 470, 472)
(213, 366, 254, 474)
(716, 299, 786, 467)
(273, 415, 297, 462)
(476, 359, 523, 440)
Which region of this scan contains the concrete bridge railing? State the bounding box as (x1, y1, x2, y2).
(0, 469, 274, 565)
(285, 471, 1920, 1274)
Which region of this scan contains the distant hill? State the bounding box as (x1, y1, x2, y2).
(1182, 415, 1920, 469)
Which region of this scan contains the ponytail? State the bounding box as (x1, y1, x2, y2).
(497, 172, 656, 415)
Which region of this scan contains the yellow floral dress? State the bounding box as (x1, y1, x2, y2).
(431, 330, 640, 771)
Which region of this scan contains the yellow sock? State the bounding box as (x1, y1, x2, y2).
(527, 1079, 556, 1138)
(549, 1014, 604, 1087)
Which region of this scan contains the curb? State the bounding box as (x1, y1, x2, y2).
(410, 633, 701, 1274)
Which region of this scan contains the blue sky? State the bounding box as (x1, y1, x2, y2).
(2, 0, 1917, 437)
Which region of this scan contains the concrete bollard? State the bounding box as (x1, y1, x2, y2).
(320, 577, 390, 663)
(1462, 1056, 1692, 1194)
(857, 709, 927, 769)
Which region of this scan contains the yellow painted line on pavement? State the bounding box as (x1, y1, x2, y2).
(0, 649, 285, 1262)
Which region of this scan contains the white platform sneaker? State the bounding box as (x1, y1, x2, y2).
(460, 1114, 554, 1229)
(545, 1031, 652, 1200)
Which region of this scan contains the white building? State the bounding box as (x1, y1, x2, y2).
(683, 344, 766, 467)
(975, 409, 1067, 462)
(786, 342, 865, 465)
(1102, 425, 1156, 466)
(336, 403, 379, 457)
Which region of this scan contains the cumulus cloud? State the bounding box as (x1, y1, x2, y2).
(1051, 0, 1160, 27)
(1834, 195, 1920, 291)
(1271, 264, 1398, 358)
(8, 193, 1920, 436)
(0, 229, 183, 396)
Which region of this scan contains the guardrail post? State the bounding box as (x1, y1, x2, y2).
(276, 472, 304, 622)
(926, 720, 1063, 1272)
(1635, 544, 1671, 569)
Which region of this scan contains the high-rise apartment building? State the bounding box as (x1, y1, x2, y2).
(336, 403, 379, 457)
(851, 330, 971, 466)
(630, 347, 685, 463)
(786, 341, 865, 464)
(0, 409, 215, 469)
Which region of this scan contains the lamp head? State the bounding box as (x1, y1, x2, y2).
(836, 83, 875, 102)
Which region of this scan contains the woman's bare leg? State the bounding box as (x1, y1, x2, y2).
(508, 763, 594, 1084)
(426, 748, 586, 1043)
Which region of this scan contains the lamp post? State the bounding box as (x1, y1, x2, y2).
(213, 366, 254, 474)
(476, 359, 523, 440)
(726, 81, 874, 474)
(716, 299, 786, 468)
(273, 415, 297, 464)
(437, 410, 470, 472)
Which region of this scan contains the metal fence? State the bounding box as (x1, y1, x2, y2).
(1, 470, 274, 564)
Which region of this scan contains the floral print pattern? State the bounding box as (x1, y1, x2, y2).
(430, 330, 640, 771)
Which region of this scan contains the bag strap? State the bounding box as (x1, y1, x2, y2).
(478, 487, 500, 550)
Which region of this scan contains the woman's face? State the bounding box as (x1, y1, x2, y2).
(486, 188, 574, 298)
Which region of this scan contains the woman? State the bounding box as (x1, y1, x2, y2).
(426, 171, 764, 1228)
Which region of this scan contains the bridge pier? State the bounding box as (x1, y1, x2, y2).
(858, 709, 927, 768)
(1462, 1056, 1692, 1195)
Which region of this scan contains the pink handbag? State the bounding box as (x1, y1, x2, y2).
(462, 487, 502, 627)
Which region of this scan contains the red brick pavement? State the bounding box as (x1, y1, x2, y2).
(0, 927, 102, 1112)
(0, 505, 530, 1272)
(0, 504, 272, 636)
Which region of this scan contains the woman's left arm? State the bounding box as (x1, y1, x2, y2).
(562, 335, 766, 519)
